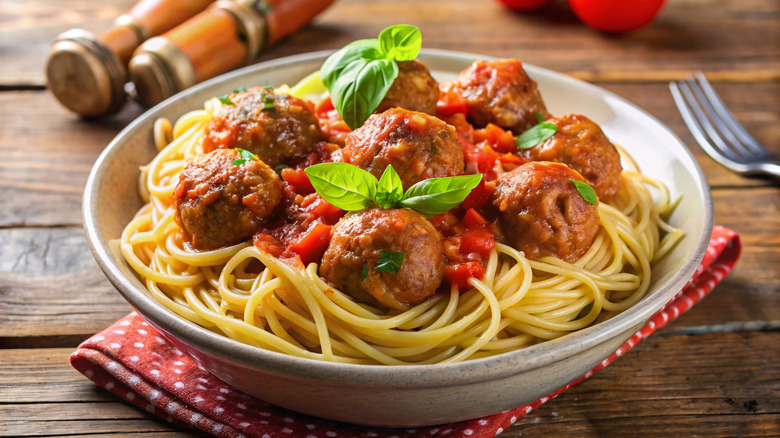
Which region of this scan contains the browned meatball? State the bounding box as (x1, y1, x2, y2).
(320, 207, 445, 311)
(492, 162, 600, 263)
(202, 87, 322, 167)
(173, 149, 283, 251)
(375, 60, 439, 115)
(520, 114, 623, 202)
(343, 108, 464, 190)
(449, 59, 548, 134)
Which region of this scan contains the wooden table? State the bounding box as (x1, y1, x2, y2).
(2, 0, 778, 436)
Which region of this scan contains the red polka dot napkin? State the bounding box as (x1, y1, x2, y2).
(71, 225, 740, 438)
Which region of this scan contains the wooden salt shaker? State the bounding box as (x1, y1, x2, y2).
(45, 0, 214, 117)
(129, 0, 335, 108)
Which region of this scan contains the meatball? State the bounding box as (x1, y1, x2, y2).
(449, 58, 548, 134)
(320, 207, 445, 311)
(173, 149, 283, 251)
(492, 161, 600, 262)
(520, 114, 622, 202)
(202, 87, 322, 167)
(375, 60, 439, 115)
(343, 108, 464, 189)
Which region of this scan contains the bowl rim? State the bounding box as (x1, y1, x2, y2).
(83, 48, 714, 387)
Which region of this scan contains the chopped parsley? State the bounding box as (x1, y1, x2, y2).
(233, 148, 258, 166)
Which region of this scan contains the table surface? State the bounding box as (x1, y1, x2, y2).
(1, 0, 779, 436)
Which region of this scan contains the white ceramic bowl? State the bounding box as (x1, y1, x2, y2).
(83, 49, 713, 427)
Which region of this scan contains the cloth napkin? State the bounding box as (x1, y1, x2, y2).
(71, 225, 740, 438)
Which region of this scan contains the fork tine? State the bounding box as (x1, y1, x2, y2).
(669, 80, 740, 168)
(693, 71, 768, 156)
(673, 79, 742, 162)
(685, 76, 753, 158)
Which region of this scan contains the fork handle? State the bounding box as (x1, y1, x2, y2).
(753, 162, 780, 178)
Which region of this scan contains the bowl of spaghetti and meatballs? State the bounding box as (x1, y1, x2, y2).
(83, 49, 712, 427)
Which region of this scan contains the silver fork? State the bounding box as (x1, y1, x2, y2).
(669, 71, 780, 178)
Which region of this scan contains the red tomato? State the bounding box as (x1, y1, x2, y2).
(494, 0, 554, 12)
(287, 223, 332, 266)
(444, 262, 486, 291)
(568, 0, 666, 33)
(281, 167, 315, 194)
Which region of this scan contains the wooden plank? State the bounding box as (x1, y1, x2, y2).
(1, 332, 778, 436)
(263, 0, 780, 82)
(0, 0, 136, 87)
(2, 0, 779, 87)
(0, 90, 143, 227)
(2, 409, 188, 437)
(0, 227, 132, 345)
(508, 331, 780, 437)
(0, 348, 113, 403)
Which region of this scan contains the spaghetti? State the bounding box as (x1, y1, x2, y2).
(120, 82, 682, 366)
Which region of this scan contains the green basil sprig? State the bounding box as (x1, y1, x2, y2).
(570, 179, 598, 205)
(304, 163, 481, 217)
(320, 24, 422, 130)
(516, 112, 557, 150)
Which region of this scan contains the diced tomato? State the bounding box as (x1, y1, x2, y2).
(315, 96, 351, 142)
(437, 88, 468, 118)
(253, 233, 283, 257)
(281, 167, 315, 195)
(461, 208, 487, 228)
(460, 228, 495, 257)
(499, 153, 526, 165)
(315, 95, 335, 115)
(459, 179, 495, 211)
(473, 123, 517, 154)
(307, 196, 346, 225)
(444, 262, 485, 291)
(463, 143, 498, 175)
(287, 222, 332, 266)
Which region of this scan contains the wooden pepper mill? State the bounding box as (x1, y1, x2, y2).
(129, 0, 335, 108)
(45, 0, 215, 117)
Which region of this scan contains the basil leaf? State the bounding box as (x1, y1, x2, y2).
(570, 179, 598, 205)
(218, 95, 234, 105)
(515, 121, 557, 150)
(376, 165, 404, 209)
(399, 174, 482, 218)
(330, 58, 398, 130)
(233, 86, 247, 93)
(361, 262, 369, 281)
(233, 148, 257, 165)
(321, 39, 382, 90)
(304, 162, 377, 211)
(378, 24, 422, 61)
(375, 250, 404, 274)
(321, 25, 423, 131)
(535, 111, 545, 124)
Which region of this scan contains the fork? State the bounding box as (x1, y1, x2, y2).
(669, 71, 780, 178)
